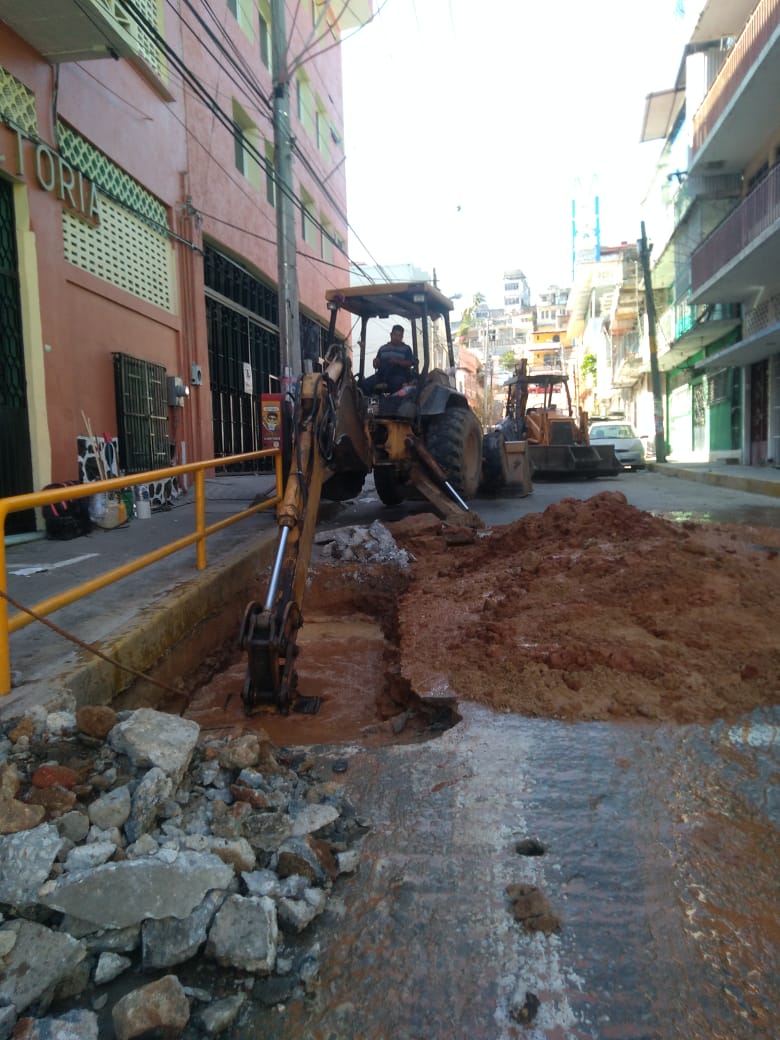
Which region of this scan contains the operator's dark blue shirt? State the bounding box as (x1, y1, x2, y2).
(375, 342, 414, 393)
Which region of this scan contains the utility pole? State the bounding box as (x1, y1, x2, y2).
(638, 222, 666, 463)
(271, 0, 301, 390)
(482, 316, 490, 428)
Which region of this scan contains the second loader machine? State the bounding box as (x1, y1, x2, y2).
(494, 359, 620, 479)
(240, 281, 484, 716)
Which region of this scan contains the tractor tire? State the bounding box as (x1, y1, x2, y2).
(373, 466, 406, 506)
(425, 407, 483, 498)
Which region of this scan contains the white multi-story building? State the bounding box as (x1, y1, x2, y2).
(641, 0, 780, 464)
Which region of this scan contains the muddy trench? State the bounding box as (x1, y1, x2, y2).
(126, 560, 461, 749)
(128, 490, 780, 740)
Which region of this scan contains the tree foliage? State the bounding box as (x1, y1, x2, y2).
(456, 291, 486, 342)
(581, 352, 597, 379)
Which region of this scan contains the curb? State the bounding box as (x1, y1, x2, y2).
(646, 462, 780, 500)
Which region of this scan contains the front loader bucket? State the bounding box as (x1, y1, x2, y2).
(529, 444, 619, 478)
(591, 445, 622, 476)
(480, 432, 532, 496)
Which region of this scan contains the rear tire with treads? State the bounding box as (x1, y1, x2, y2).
(425, 408, 483, 498)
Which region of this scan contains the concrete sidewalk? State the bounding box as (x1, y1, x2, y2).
(1, 474, 281, 719)
(647, 459, 780, 498)
(3, 461, 780, 721)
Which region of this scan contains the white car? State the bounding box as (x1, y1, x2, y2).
(589, 421, 646, 470)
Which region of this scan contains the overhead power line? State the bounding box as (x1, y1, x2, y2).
(152, 0, 390, 280)
(121, 0, 345, 258)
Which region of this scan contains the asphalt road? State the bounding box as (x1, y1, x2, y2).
(249, 704, 778, 1040)
(335, 467, 780, 532)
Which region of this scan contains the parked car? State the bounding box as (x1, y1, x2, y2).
(588, 421, 646, 470)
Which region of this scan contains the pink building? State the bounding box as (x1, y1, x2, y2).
(0, 1, 352, 531)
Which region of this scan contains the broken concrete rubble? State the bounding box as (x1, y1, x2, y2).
(0, 705, 368, 1038)
(313, 519, 413, 566)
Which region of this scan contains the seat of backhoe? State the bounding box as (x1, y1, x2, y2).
(524, 412, 542, 443)
(548, 418, 578, 445)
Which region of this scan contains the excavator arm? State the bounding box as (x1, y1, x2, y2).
(239, 344, 370, 715)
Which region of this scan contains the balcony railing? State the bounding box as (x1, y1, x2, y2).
(0, 0, 169, 96)
(612, 332, 641, 369)
(691, 161, 780, 291)
(675, 302, 740, 339)
(691, 0, 780, 160)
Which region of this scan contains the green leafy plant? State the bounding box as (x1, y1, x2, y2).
(581, 352, 597, 379)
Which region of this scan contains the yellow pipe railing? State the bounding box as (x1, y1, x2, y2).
(0, 449, 284, 696)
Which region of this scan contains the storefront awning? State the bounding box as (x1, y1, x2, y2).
(695, 320, 780, 369)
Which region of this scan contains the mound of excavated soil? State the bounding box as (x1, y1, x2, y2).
(388, 492, 780, 724)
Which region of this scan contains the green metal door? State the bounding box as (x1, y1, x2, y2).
(0, 178, 35, 534)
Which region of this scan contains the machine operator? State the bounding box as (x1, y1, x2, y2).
(363, 324, 416, 394)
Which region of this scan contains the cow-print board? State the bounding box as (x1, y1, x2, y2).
(77, 436, 119, 483)
(76, 436, 181, 509)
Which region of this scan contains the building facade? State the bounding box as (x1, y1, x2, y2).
(567, 244, 647, 429)
(641, 0, 779, 464)
(0, 0, 353, 534)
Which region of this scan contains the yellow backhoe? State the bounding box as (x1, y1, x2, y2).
(239, 282, 484, 715)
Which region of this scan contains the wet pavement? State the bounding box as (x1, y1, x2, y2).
(244, 704, 778, 1040)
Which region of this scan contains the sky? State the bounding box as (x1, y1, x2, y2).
(338, 0, 693, 307)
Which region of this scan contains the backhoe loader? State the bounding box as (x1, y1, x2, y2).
(325, 281, 484, 512)
(495, 359, 620, 478)
(239, 282, 484, 715)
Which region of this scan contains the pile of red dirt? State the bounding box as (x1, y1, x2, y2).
(388, 492, 780, 724)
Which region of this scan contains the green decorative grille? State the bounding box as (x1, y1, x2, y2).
(0, 67, 38, 136)
(57, 124, 174, 311)
(57, 121, 167, 229)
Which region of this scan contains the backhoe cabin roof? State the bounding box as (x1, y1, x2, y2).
(507, 370, 570, 386)
(326, 281, 454, 321)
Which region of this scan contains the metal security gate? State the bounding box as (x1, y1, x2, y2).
(113, 353, 169, 473)
(0, 179, 35, 534)
(749, 359, 768, 464)
(204, 246, 280, 471)
(206, 298, 279, 464)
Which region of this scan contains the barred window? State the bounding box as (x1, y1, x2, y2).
(708, 368, 729, 405)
